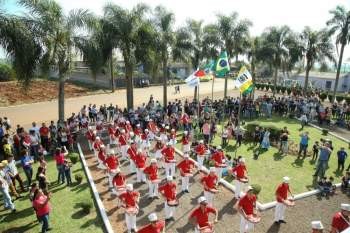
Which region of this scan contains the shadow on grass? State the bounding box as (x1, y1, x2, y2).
(291, 157, 304, 168)
(273, 152, 284, 161)
(71, 182, 89, 193)
(306, 177, 318, 190)
(0, 206, 35, 222)
(3, 220, 39, 233)
(333, 169, 344, 178)
(266, 222, 281, 233)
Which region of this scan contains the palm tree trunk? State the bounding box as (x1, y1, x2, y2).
(224, 75, 228, 98)
(303, 62, 311, 95)
(273, 67, 278, 96)
(162, 60, 168, 108)
(110, 56, 115, 92)
(332, 43, 345, 103)
(194, 86, 198, 100)
(58, 74, 65, 124)
(250, 58, 256, 99)
(125, 63, 134, 110)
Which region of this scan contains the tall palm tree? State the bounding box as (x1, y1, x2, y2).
(104, 3, 148, 110)
(327, 6, 350, 101)
(19, 0, 95, 123)
(300, 27, 334, 94)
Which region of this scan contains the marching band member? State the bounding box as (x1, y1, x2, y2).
(97, 144, 107, 169)
(159, 176, 178, 222)
(144, 159, 160, 199)
(112, 168, 126, 196)
(159, 124, 167, 143)
(181, 131, 191, 154)
(119, 184, 140, 233)
(231, 158, 248, 199)
(125, 121, 133, 135)
(135, 149, 147, 183)
(147, 119, 157, 140)
(134, 124, 142, 147)
(211, 146, 227, 180)
(95, 117, 103, 137)
(274, 176, 294, 224)
(330, 203, 350, 233)
(177, 153, 195, 193)
(105, 150, 119, 190)
(137, 213, 165, 233)
(189, 196, 218, 233)
(181, 112, 190, 131)
(141, 129, 151, 150)
(311, 221, 324, 233)
(201, 167, 218, 206)
(237, 186, 260, 233)
(195, 140, 206, 169)
(169, 129, 177, 146)
(153, 138, 165, 169)
(85, 127, 96, 151)
(108, 125, 117, 145)
(93, 136, 103, 160)
(161, 143, 176, 178)
(119, 129, 128, 160)
(127, 141, 137, 174)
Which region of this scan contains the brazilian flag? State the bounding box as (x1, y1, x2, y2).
(215, 51, 230, 78)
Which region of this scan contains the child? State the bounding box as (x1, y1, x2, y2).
(326, 176, 336, 195)
(341, 172, 350, 191)
(312, 141, 319, 160)
(222, 126, 228, 147)
(29, 182, 38, 201)
(318, 177, 329, 197)
(63, 159, 72, 186)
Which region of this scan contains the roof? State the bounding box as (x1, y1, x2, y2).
(296, 71, 350, 80)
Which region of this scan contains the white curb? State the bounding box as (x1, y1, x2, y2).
(77, 143, 114, 233)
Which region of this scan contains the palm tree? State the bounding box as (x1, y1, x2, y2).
(300, 27, 334, 94)
(19, 0, 95, 123)
(327, 6, 350, 101)
(104, 3, 148, 110)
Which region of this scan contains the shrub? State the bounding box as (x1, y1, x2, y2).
(251, 184, 262, 195)
(345, 96, 350, 104)
(0, 63, 15, 82)
(69, 153, 79, 164)
(75, 173, 83, 184)
(336, 95, 344, 103)
(276, 86, 281, 94)
(78, 199, 93, 215)
(328, 94, 334, 102)
(280, 86, 287, 94)
(322, 129, 328, 136)
(319, 92, 327, 102)
(287, 88, 292, 95)
(255, 83, 261, 90)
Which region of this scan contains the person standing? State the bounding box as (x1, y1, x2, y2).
(134, 149, 147, 183)
(21, 149, 34, 187)
(158, 176, 177, 222)
(177, 153, 195, 193)
(261, 129, 270, 150)
(0, 161, 16, 212)
(202, 122, 211, 145)
(54, 147, 68, 184)
(161, 143, 176, 178)
(7, 154, 25, 193)
(337, 147, 348, 171)
(311, 220, 324, 233)
(211, 146, 226, 180)
(237, 186, 259, 233)
(189, 196, 218, 233)
(201, 167, 218, 206)
(137, 213, 165, 233)
(330, 203, 350, 233)
(144, 159, 160, 199)
(231, 158, 248, 199)
(274, 177, 293, 224)
(119, 184, 140, 233)
(195, 140, 206, 169)
(314, 142, 332, 180)
(298, 132, 310, 159)
(39, 123, 50, 152)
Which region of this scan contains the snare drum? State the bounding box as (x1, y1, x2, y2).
(219, 163, 227, 168)
(167, 199, 179, 207)
(208, 188, 219, 194)
(247, 214, 261, 223)
(238, 178, 249, 183)
(284, 199, 295, 207)
(167, 159, 177, 163)
(184, 173, 193, 177)
(198, 225, 214, 233)
(125, 206, 139, 215)
(151, 179, 161, 184)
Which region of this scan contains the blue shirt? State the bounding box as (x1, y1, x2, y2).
(337, 151, 348, 161)
(21, 155, 32, 169)
(319, 147, 332, 161)
(0, 127, 3, 138)
(300, 135, 309, 145)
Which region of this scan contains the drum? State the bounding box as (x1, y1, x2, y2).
(284, 199, 295, 207)
(247, 214, 261, 223)
(125, 206, 139, 215)
(151, 179, 161, 184)
(238, 178, 249, 183)
(184, 173, 193, 177)
(167, 159, 177, 163)
(208, 188, 219, 194)
(198, 225, 214, 233)
(219, 163, 227, 168)
(167, 199, 179, 207)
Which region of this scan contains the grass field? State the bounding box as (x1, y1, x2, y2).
(0, 155, 104, 233)
(178, 116, 349, 203)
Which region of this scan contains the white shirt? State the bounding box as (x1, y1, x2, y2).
(6, 160, 18, 176)
(29, 134, 39, 146)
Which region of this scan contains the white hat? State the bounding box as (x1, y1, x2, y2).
(151, 158, 157, 163)
(130, 140, 135, 144)
(199, 140, 204, 144)
(247, 186, 254, 191)
(100, 144, 105, 148)
(171, 129, 175, 132)
(126, 184, 133, 191)
(115, 168, 121, 173)
(129, 132, 134, 137)
(217, 145, 222, 150)
(121, 129, 126, 133)
(184, 153, 189, 158)
(184, 131, 188, 135)
(209, 167, 216, 173)
(165, 126, 170, 129)
(137, 149, 142, 154)
(283, 176, 290, 183)
(136, 124, 140, 127)
(239, 158, 245, 163)
(166, 142, 172, 146)
(93, 130, 97, 134)
(166, 176, 173, 181)
(162, 124, 165, 127)
(88, 126, 92, 130)
(126, 121, 130, 124)
(198, 196, 207, 204)
(148, 213, 158, 222)
(96, 136, 100, 140)
(145, 129, 149, 132)
(311, 221, 324, 230)
(341, 203, 350, 211)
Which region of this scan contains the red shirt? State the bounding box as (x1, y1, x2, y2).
(98, 151, 106, 162)
(135, 154, 147, 168)
(162, 147, 175, 163)
(105, 156, 118, 170)
(181, 136, 189, 145)
(108, 126, 115, 135)
(201, 175, 218, 191)
(332, 212, 350, 232)
(55, 153, 65, 165)
(33, 195, 51, 217)
(112, 174, 126, 187)
(127, 147, 137, 161)
(159, 182, 177, 201)
(39, 127, 49, 137)
(195, 144, 206, 156)
(189, 206, 216, 228)
(119, 191, 139, 208)
(144, 165, 158, 180)
(238, 194, 256, 215)
(93, 141, 102, 151)
(137, 220, 165, 233)
(119, 135, 127, 145)
(276, 183, 289, 203)
(134, 128, 142, 136)
(86, 130, 95, 141)
(211, 151, 225, 167)
(177, 159, 194, 175)
(182, 114, 189, 124)
(169, 132, 176, 140)
(231, 164, 247, 179)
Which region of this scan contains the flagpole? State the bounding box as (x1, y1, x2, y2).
(237, 92, 242, 126)
(211, 75, 214, 103)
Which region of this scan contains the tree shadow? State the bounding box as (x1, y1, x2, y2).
(71, 182, 89, 193)
(218, 197, 237, 219)
(291, 157, 304, 168)
(80, 216, 104, 229)
(333, 169, 344, 178)
(266, 223, 281, 233)
(0, 206, 35, 222)
(273, 152, 284, 161)
(3, 221, 39, 233)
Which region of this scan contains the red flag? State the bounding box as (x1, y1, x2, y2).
(194, 69, 206, 77)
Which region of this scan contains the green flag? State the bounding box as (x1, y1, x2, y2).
(215, 51, 230, 78)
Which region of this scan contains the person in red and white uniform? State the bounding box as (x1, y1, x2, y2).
(231, 158, 248, 199)
(181, 131, 191, 154)
(125, 121, 132, 135)
(127, 141, 137, 174)
(189, 196, 218, 233)
(119, 129, 128, 160)
(80, 114, 89, 130)
(134, 124, 142, 147)
(201, 167, 218, 206)
(159, 176, 177, 222)
(97, 144, 107, 169)
(144, 159, 159, 199)
(238, 186, 258, 233)
(168, 129, 177, 146)
(161, 143, 176, 178)
(108, 125, 117, 145)
(105, 150, 119, 190)
(330, 203, 350, 233)
(177, 153, 195, 193)
(135, 149, 147, 183)
(159, 124, 167, 143)
(211, 146, 226, 180)
(95, 117, 103, 136)
(147, 119, 157, 140)
(93, 136, 103, 159)
(311, 221, 324, 233)
(137, 213, 165, 233)
(153, 139, 165, 169)
(119, 184, 140, 233)
(195, 140, 207, 169)
(141, 129, 151, 150)
(86, 127, 96, 151)
(112, 168, 126, 196)
(181, 112, 190, 132)
(274, 176, 293, 224)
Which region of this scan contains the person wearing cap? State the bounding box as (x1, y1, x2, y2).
(134, 124, 142, 146)
(0, 162, 16, 212)
(119, 184, 140, 233)
(238, 186, 258, 233)
(137, 213, 165, 233)
(161, 143, 176, 178)
(314, 142, 333, 180)
(168, 129, 177, 146)
(274, 176, 293, 224)
(86, 127, 96, 151)
(195, 140, 207, 169)
(330, 203, 350, 233)
(311, 220, 324, 233)
(211, 146, 227, 180)
(189, 196, 218, 233)
(97, 145, 107, 170)
(231, 158, 248, 199)
(144, 159, 159, 198)
(152, 139, 165, 169)
(93, 136, 103, 160)
(127, 141, 137, 174)
(177, 153, 195, 193)
(141, 129, 151, 150)
(112, 168, 126, 196)
(158, 176, 177, 222)
(7, 154, 25, 193)
(135, 149, 147, 183)
(159, 124, 168, 143)
(107, 125, 117, 145)
(181, 131, 191, 154)
(201, 167, 218, 206)
(119, 129, 128, 160)
(105, 150, 119, 190)
(147, 119, 157, 140)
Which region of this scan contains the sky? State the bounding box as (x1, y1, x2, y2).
(1, 0, 350, 62)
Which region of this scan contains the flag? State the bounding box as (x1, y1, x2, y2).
(185, 71, 200, 88)
(194, 70, 206, 77)
(203, 60, 215, 73)
(215, 51, 230, 77)
(234, 66, 254, 95)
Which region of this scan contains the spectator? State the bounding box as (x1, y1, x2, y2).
(261, 128, 270, 150)
(298, 132, 309, 159)
(7, 154, 25, 193)
(29, 129, 40, 161)
(32, 189, 52, 233)
(39, 123, 50, 152)
(63, 159, 72, 186)
(312, 141, 319, 161)
(36, 167, 48, 192)
(54, 147, 68, 184)
(337, 147, 348, 171)
(318, 177, 329, 197)
(29, 182, 38, 201)
(21, 149, 34, 187)
(341, 172, 350, 191)
(0, 161, 16, 212)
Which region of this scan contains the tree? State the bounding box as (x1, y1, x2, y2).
(104, 3, 148, 110)
(327, 5, 350, 102)
(300, 27, 334, 94)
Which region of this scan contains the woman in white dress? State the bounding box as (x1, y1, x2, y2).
(261, 129, 270, 150)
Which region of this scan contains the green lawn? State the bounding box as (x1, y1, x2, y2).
(179, 116, 349, 203)
(0, 156, 104, 233)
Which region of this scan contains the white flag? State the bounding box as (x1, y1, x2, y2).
(185, 74, 199, 88)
